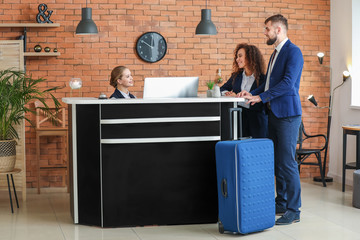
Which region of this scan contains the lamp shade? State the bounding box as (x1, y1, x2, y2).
(307, 95, 318, 106)
(343, 71, 350, 82)
(195, 9, 217, 35)
(317, 52, 324, 65)
(69, 78, 82, 90)
(76, 8, 98, 35)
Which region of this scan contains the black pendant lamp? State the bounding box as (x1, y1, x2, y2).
(195, 0, 217, 35)
(76, 0, 98, 35)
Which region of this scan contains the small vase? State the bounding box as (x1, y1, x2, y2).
(207, 89, 213, 97)
(53, 48, 58, 52)
(213, 85, 221, 98)
(44, 47, 51, 52)
(34, 45, 42, 52)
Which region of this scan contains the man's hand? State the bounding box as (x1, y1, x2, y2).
(243, 95, 262, 105)
(238, 90, 252, 97)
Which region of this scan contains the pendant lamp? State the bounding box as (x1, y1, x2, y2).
(76, 0, 98, 35)
(195, 0, 217, 35)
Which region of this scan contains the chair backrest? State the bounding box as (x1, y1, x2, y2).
(297, 120, 328, 151)
(297, 121, 305, 149)
(34, 100, 66, 129)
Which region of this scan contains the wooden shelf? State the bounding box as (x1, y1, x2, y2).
(24, 52, 61, 57)
(0, 23, 60, 28)
(0, 23, 61, 60)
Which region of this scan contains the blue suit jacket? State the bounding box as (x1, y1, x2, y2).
(110, 89, 136, 99)
(220, 72, 268, 138)
(251, 40, 303, 118)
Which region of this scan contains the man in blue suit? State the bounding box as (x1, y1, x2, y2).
(240, 14, 303, 225)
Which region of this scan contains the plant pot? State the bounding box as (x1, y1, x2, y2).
(213, 85, 221, 98)
(207, 89, 213, 97)
(0, 139, 16, 172)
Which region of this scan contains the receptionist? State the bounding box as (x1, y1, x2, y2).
(109, 66, 136, 99)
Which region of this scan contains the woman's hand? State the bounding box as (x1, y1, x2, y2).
(225, 91, 236, 97)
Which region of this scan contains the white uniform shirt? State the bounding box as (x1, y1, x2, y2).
(241, 71, 255, 92)
(239, 71, 256, 109)
(120, 90, 131, 98)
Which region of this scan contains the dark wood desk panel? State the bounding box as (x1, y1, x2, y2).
(76, 104, 102, 226)
(102, 141, 217, 227)
(64, 98, 243, 227)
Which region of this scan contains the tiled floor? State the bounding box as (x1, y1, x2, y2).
(1, 179, 360, 240)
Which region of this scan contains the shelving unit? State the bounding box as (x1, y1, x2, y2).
(0, 23, 61, 57)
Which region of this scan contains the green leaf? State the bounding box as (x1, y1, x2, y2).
(0, 69, 63, 140)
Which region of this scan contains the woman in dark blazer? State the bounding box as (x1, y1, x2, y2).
(109, 66, 136, 99)
(220, 43, 268, 138)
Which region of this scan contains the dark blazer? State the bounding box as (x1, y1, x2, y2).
(110, 89, 136, 99)
(251, 40, 303, 118)
(220, 71, 268, 138)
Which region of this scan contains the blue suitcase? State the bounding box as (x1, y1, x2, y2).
(215, 138, 275, 234)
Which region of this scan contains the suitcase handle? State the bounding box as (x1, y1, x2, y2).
(229, 107, 243, 140)
(221, 179, 228, 198)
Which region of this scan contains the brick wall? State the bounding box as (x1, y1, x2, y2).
(0, 0, 330, 188)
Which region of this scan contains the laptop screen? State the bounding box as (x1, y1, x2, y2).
(143, 77, 199, 98)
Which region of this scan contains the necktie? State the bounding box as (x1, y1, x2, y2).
(270, 49, 277, 67)
(264, 49, 277, 91)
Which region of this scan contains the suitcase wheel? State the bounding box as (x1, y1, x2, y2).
(218, 221, 224, 234)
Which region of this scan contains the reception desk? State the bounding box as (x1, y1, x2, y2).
(62, 97, 245, 227)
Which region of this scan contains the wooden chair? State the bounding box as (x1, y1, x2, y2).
(296, 121, 327, 187)
(35, 101, 68, 194)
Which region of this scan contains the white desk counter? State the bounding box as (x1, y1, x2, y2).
(62, 96, 245, 104)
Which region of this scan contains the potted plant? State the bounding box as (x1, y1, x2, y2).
(206, 80, 215, 97)
(0, 69, 61, 172)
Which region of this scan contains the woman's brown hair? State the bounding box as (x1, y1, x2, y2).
(232, 43, 265, 87)
(109, 66, 128, 88)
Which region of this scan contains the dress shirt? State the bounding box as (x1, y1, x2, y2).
(120, 90, 132, 98)
(241, 71, 255, 92)
(264, 38, 289, 91)
(239, 71, 255, 109)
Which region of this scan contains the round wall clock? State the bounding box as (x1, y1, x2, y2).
(136, 32, 167, 63)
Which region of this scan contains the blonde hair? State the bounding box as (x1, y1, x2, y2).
(109, 66, 128, 88)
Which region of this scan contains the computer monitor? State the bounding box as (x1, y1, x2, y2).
(143, 77, 199, 98)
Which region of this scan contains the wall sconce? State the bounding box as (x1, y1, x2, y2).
(317, 52, 324, 64)
(195, 0, 217, 35)
(76, 0, 98, 35)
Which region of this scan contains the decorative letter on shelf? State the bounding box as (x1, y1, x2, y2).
(36, 4, 53, 23)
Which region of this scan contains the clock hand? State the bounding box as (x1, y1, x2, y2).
(141, 40, 153, 49)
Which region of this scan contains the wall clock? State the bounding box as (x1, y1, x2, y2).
(136, 32, 167, 63)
